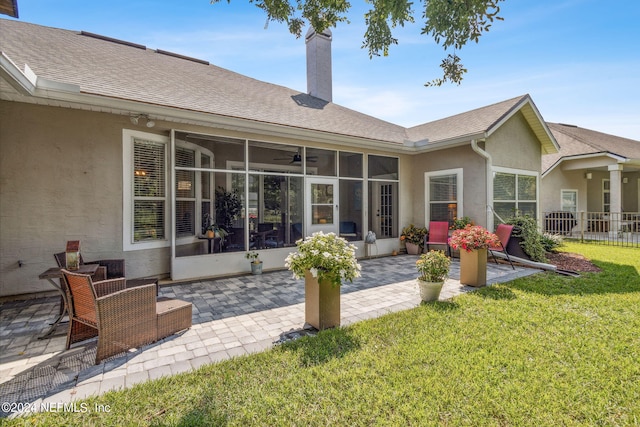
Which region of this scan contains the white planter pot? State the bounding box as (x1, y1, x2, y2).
(417, 279, 444, 302)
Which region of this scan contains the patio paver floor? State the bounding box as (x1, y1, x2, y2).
(0, 255, 539, 417)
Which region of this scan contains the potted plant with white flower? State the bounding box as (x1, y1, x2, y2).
(416, 250, 451, 302)
(285, 232, 361, 330)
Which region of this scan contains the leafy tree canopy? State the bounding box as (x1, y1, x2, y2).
(211, 0, 504, 86)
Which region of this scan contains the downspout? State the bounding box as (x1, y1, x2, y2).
(471, 139, 493, 230)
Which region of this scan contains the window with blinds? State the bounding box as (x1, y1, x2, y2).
(429, 174, 457, 223)
(133, 139, 166, 242)
(493, 171, 537, 220)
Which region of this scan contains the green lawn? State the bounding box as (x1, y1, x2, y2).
(5, 243, 640, 426)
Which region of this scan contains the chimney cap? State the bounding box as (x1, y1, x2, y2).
(306, 26, 332, 41)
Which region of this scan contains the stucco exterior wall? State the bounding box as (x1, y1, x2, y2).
(626, 175, 640, 212)
(487, 112, 542, 172)
(540, 169, 588, 212)
(0, 102, 171, 297)
(410, 144, 488, 227)
(584, 171, 639, 212)
(586, 172, 609, 211)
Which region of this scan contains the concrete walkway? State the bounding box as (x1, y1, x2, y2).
(0, 255, 539, 417)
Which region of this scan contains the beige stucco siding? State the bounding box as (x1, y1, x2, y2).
(0, 102, 172, 297)
(540, 168, 588, 212)
(410, 145, 488, 227)
(487, 112, 542, 172)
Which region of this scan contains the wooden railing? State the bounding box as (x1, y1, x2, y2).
(543, 211, 640, 248)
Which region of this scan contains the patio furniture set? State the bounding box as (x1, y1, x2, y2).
(38, 252, 193, 364)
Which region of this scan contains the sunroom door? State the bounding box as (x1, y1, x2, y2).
(306, 177, 339, 236)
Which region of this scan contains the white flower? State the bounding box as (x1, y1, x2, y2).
(284, 231, 361, 287)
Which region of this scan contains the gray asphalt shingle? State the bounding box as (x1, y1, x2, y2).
(1, 19, 540, 148)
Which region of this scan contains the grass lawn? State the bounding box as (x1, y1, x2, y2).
(5, 243, 639, 426)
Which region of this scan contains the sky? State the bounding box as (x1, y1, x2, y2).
(4, 0, 640, 140)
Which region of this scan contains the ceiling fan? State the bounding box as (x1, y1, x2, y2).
(274, 149, 317, 164)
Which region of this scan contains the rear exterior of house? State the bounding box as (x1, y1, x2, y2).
(0, 19, 558, 298)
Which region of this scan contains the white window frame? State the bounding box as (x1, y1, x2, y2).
(123, 129, 170, 251)
(492, 166, 539, 220)
(560, 189, 578, 213)
(424, 168, 463, 224)
(368, 154, 400, 238)
(173, 140, 216, 246)
(602, 179, 610, 212)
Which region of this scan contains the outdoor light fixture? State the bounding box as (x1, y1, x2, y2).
(130, 113, 155, 128)
(585, 172, 592, 180)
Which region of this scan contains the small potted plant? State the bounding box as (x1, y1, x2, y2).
(207, 224, 228, 239)
(415, 250, 451, 302)
(400, 224, 427, 255)
(450, 216, 473, 231)
(245, 251, 262, 275)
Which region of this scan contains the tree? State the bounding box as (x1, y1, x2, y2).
(211, 0, 504, 86)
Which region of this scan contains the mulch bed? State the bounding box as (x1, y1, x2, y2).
(545, 252, 601, 273)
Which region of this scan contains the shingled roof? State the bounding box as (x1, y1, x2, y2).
(407, 94, 558, 154)
(543, 123, 640, 174)
(1, 18, 556, 151)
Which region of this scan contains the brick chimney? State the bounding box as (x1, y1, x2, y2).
(306, 27, 332, 102)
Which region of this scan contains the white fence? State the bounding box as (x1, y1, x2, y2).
(543, 211, 640, 248)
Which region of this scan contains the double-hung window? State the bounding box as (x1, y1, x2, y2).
(425, 169, 463, 226)
(123, 130, 169, 250)
(561, 189, 578, 213)
(493, 167, 538, 221)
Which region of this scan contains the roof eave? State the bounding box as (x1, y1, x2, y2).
(541, 152, 628, 178)
(486, 95, 559, 155)
(411, 132, 487, 153)
(1, 66, 409, 152)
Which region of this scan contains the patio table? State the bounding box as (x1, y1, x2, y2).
(38, 264, 99, 339)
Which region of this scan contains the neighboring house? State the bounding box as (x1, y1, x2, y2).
(0, 19, 558, 298)
(541, 123, 640, 233)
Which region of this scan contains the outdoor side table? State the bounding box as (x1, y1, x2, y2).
(38, 263, 100, 339)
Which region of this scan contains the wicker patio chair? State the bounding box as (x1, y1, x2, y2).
(55, 251, 158, 294)
(61, 269, 192, 364)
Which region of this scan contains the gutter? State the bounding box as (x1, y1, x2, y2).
(0, 52, 35, 95)
(471, 138, 493, 229)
